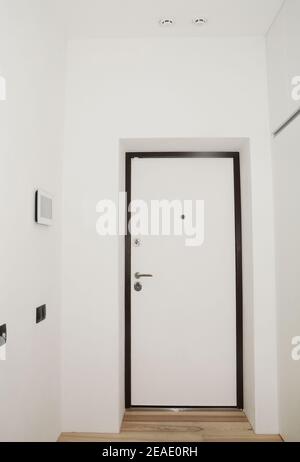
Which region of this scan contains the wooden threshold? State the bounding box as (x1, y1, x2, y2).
(59, 409, 282, 443)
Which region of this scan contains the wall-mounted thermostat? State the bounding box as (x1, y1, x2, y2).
(35, 190, 53, 226)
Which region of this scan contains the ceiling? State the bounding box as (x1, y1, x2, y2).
(59, 0, 285, 38)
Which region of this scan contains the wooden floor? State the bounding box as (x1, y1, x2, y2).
(59, 409, 282, 443)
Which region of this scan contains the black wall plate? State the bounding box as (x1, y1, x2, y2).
(36, 305, 46, 324)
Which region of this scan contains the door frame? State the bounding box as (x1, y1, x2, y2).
(125, 152, 244, 409)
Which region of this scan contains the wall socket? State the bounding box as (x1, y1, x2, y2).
(36, 305, 46, 324)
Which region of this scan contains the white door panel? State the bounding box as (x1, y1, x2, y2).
(130, 157, 238, 407)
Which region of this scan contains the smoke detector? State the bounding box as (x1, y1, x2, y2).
(193, 17, 208, 26)
(159, 18, 174, 27)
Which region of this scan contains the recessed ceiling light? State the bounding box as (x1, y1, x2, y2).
(159, 18, 174, 27)
(193, 17, 208, 26)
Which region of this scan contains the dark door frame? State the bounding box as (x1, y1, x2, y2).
(125, 152, 244, 409)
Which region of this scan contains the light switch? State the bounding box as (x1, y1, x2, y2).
(36, 305, 46, 324)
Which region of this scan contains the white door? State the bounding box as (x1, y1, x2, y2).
(129, 155, 240, 407)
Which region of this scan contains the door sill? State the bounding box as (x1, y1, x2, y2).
(127, 407, 242, 412)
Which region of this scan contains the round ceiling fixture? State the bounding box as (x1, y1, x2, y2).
(159, 18, 174, 27)
(193, 17, 208, 26)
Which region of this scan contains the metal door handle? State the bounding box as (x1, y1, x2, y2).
(135, 272, 153, 279)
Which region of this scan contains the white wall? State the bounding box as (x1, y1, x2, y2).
(62, 37, 278, 433)
(0, 0, 66, 441)
(267, 0, 300, 442)
(272, 118, 300, 442)
(239, 140, 256, 428)
(267, 0, 300, 132)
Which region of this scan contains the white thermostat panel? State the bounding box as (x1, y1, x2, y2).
(35, 189, 53, 226)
